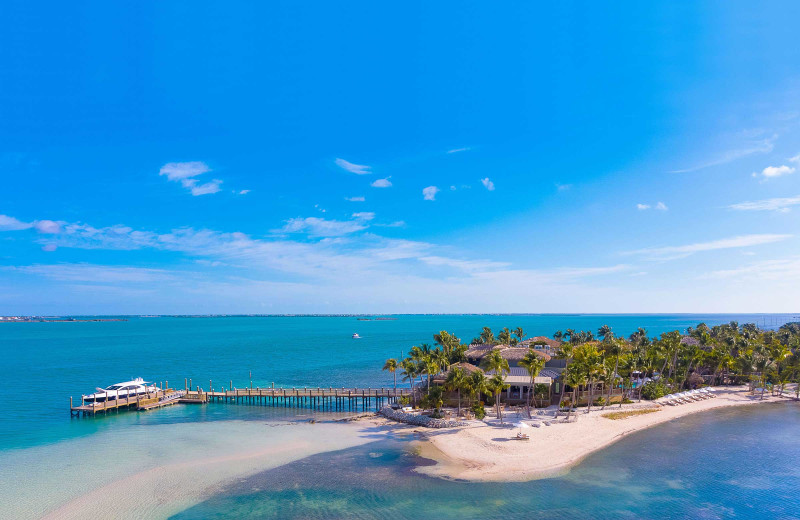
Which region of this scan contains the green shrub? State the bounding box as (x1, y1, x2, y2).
(621, 397, 634, 404)
(640, 380, 668, 400)
(559, 399, 572, 409)
(594, 397, 606, 406)
(471, 402, 486, 419)
(398, 395, 410, 405)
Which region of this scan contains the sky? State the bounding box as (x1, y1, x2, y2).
(1, 2, 800, 314)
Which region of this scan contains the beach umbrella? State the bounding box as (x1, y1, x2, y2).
(514, 421, 530, 434)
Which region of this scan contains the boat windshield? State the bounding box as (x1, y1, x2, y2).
(105, 385, 123, 390)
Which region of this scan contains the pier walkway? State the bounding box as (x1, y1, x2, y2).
(70, 384, 413, 416)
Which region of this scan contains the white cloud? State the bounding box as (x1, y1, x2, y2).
(41, 244, 57, 252)
(728, 195, 800, 212)
(375, 220, 405, 228)
(790, 153, 800, 163)
(0, 214, 33, 231)
(281, 217, 368, 237)
(637, 202, 668, 211)
(481, 177, 495, 191)
(422, 186, 440, 201)
(625, 234, 791, 260)
(755, 164, 795, 179)
(556, 183, 572, 191)
(238, 189, 250, 195)
(34, 220, 61, 234)
(159, 161, 210, 181)
(371, 177, 392, 188)
(351, 212, 375, 221)
(159, 161, 222, 196)
(450, 186, 457, 191)
(447, 147, 471, 154)
(188, 180, 222, 196)
(335, 158, 371, 175)
(345, 196, 365, 202)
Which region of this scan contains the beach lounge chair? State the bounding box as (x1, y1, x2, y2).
(662, 394, 678, 406)
(514, 432, 530, 441)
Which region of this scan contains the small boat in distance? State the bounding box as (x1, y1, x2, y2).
(352, 333, 361, 339)
(84, 377, 157, 403)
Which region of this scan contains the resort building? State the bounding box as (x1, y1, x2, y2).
(464, 344, 558, 403)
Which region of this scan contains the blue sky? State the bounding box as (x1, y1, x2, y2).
(2, 2, 800, 314)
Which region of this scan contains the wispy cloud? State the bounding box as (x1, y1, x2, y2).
(238, 189, 250, 195)
(0, 215, 62, 233)
(345, 196, 365, 202)
(670, 134, 777, 173)
(335, 158, 371, 175)
(351, 212, 375, 221)
(637, 202, 668, 211)
(447, 147, 471, 154)
(422, 186, 439, 201)
(556, 183, 572, 192)
(375, 220, 405, 228)
(371, 177, 392, 188)
(728, 195, 800, 213)
(159, 161, 222, 196)
(0, 215, 33, 231)
(481, 177, 495, 191)
(11, 264, 174, 283)
(625, 234, 791, 260)
(280, 217, 368, 237)
(706, 256, 800, 281)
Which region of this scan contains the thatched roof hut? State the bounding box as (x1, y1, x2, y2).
(432, 362, 483, 384)
(464, 344, 551, 366)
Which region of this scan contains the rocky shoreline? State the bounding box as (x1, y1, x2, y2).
(378, 406, 468, 428)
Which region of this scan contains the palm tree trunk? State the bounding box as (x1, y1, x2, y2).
(457, 388, 461, 416)
(586, 379, 594, 413)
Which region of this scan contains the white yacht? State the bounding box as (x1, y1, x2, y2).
(84, 377, 158, 403)
(352, 333, 361, 339)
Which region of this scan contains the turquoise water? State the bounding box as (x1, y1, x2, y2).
(0, 314, 796, 450)
(172, 403, 800, 520)
(1, 314, 798, 518)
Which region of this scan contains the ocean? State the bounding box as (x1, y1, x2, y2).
(0, 314, 797, 518)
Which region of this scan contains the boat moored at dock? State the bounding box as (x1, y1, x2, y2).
(84, 377, 157, 403)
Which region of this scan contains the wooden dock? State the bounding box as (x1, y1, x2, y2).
(70, 384, 413, 416)
(69, 389, 184, 417)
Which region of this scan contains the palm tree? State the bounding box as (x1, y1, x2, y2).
(465, 371, 488, 414)
(574, 342, 603, 412)
(498, 327, 512, 345)
(383, 358, 398, 395)
(598, 324, 613, 341)
(555, 341, 575, 411)
(400, 359, 420, 407)
(514, 327, 526, 345)
(486, 373, 509, 423)
(479, 327, 495, 344)
(480, 349, 510, 378)
(519, 350, 545, 417)
(444, 366, 466, 416)
(564, 365, 586, 421)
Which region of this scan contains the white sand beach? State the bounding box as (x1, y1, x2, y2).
(413, 386, 782, 482)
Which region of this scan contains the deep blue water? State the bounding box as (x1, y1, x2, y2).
(171, 402, 800, 520)
(0, 313, 796, 450)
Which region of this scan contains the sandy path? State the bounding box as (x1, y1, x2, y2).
(414, 387, 785, 482)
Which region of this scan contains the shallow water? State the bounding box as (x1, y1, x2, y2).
(172, 403, 800, 520)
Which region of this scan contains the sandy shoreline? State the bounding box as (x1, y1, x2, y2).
(411, 386, 786, 482)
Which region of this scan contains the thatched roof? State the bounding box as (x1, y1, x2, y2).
(522, 336, 562, 349)
(464, 344, 552, 363)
